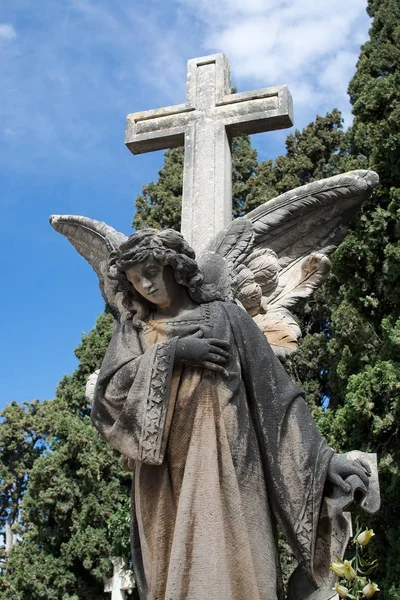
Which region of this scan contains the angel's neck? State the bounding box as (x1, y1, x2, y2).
(152, 290, 199, 319)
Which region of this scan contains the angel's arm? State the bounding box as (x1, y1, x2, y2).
(91, 320, 179, 466)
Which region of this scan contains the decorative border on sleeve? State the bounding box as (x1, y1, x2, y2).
(293, 440, 334, 570)
(138, 340, 175, 464)
(293, 486, 313, 565)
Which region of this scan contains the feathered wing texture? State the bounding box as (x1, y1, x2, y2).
(246, 170, 379, 262)
(253, 309, 301, 362)
(205, 217, 255, 264)
(200, 217, 257, 307)
(202, 170, 379, 359)
(265, 253, 332, 310)
(49, 215, 127, 316)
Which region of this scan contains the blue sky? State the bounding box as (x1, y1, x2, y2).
(0, 0, 371, 408)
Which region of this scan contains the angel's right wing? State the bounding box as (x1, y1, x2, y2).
(245, 170, 378, 310)
(247, 169, 378, 266)
(201, 170, 379, 360)
(50, 215, 127, 317)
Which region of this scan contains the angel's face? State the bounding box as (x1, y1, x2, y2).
(125, 258, 180, 309)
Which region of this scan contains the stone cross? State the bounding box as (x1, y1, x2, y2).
(125, 53, 293, 254)
(104, 556, 134, 599)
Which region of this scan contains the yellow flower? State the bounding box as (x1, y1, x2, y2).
(356, 528, 375, 546)
(330, 559, 346, 577)
(362, 581, 380, 598)
(329, 558, 356, 581)
(332, 582, 350, 597)
(342, 559, 357, 581)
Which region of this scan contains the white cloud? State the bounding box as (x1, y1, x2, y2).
(178, 0, 370, 127)
(3, 127, 16, 137)
(0, 23, 16, 40)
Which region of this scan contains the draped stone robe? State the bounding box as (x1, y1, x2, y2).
(92, 301, 334, 600)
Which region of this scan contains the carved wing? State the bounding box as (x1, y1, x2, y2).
(49, 215, 127, 316)
(201, 170, 379, 360)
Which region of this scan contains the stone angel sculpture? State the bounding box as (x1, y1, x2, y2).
(51, 169, 380, 600)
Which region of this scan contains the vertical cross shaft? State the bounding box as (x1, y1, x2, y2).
(125, 53, 293, 254)
(182, 57, 232, 254)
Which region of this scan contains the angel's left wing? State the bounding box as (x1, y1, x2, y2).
(200, 170, 379, 360)
(49, 215, 127, 317)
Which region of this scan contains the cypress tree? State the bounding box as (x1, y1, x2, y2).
(314, 2, 400, 596)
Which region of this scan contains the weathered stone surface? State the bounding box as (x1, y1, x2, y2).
(51, 218, 381, 599)
(125, 53, 293, 254)
(51, 123, 380, 600)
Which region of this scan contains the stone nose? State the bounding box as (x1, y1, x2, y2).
(142, 277, 154, 291)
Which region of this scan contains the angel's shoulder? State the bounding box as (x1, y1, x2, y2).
(214, 299, 252, 323)
(113, 317, 141, 341)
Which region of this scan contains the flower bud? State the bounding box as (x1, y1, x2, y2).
(330, 559, 346, 578)
(362, 581, 380, 598)
(356, 528, 375, 546)
(342, 559, 357, 581)
(332, 582, 350, 597)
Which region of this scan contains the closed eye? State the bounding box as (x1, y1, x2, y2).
(144, 268, 161, 277)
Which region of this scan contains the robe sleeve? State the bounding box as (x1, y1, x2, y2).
(91, 319, 179, 466)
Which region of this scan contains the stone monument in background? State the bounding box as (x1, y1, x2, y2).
(104, 557, 135, 600)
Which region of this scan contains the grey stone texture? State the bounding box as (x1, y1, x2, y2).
(125, 53, 293, 254)
(51, 109, 380, 600)
(50, 209, 381, 599)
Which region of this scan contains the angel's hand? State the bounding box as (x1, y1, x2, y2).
(176, 331, 230, 376)
(327, 453, 371, 494)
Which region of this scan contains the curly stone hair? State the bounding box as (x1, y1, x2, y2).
(109, 228, 222, 324)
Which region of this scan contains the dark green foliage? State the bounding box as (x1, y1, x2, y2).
(0, 400, 52, 551)
(245, 109, 348, 211)
(133, 147, 184, 231)
(231, 136, 259, 216)
(339, 3, 400, 587)
(347, 0, 400, 189)
(0, 313, 134, 599)
(291, 1, 400, 595)
(56, 312, 114, 415)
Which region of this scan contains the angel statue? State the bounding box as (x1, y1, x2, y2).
(51, 170, 380, 600)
